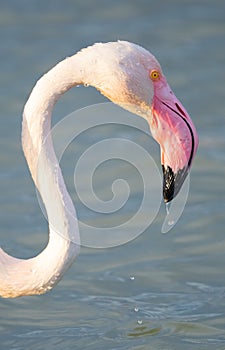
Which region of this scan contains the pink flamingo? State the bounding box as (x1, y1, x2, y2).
(0, 41, 198, 298)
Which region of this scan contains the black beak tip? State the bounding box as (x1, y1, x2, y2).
(162, 165, 189, 203)
(164, 194, 173, 203)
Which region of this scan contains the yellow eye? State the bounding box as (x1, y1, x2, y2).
(150, 69, 160, 81)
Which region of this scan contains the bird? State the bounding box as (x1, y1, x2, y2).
(0, 41, 198, 298)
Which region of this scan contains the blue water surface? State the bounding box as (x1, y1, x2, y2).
(0, 1, 225, 349)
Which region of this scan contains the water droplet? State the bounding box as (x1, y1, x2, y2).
(134, 307, 139, 312)
(130, 276, 135, 281)
(137, 320, 143, 325)
(164, 202, 175, 227)
(168, 220, 175, 226)
(165, 202, 170, 215)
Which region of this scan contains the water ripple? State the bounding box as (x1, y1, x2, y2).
(6, 282, 225, 348)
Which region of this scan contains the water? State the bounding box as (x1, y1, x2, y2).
(0, 0, 225, 349)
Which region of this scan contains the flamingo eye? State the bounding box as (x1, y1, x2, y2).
(150, 69, 160, 81)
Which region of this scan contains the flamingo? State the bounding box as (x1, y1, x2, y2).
(0, 41, 198, 298)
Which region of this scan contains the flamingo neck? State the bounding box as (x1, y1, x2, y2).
(22, 56, 83, 237)
(0, 56, 83, 297)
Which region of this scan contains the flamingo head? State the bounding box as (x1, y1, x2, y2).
(149, 71, 198, 202)
(80, 41, 199, 202)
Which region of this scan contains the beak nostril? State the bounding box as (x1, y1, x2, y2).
(175, 102, 187, 118)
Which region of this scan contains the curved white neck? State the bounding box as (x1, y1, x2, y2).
(0, 56, 82, 297)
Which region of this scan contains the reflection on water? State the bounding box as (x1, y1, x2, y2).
(0, 0, 225, 349)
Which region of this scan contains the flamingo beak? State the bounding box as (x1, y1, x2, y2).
(159, 100, 197, 203)
(150, 79, 198, 203)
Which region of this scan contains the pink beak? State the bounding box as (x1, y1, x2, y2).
(149, 76, 198, 202)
